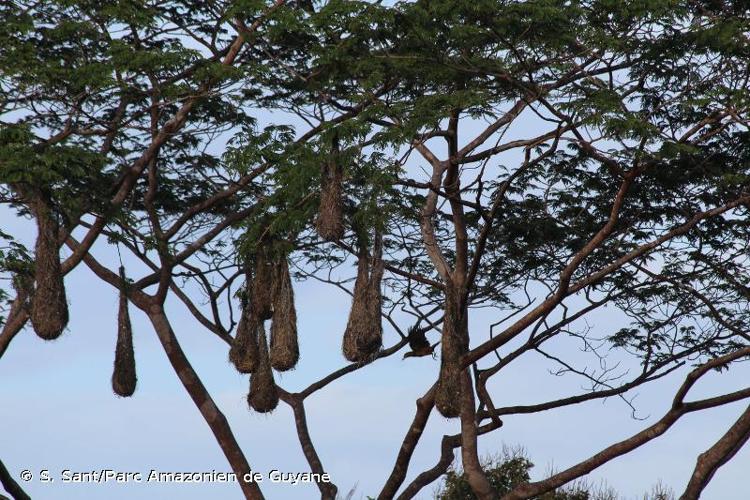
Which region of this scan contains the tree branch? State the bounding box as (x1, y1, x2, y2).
(0, 459, 31, 500)
(378, 386, 437, 499)
(679, 404, 750, 500)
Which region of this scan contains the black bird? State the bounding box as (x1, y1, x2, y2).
(403, 325, 439, 359)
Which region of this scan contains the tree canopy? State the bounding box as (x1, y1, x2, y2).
(2, 1, 750, 499)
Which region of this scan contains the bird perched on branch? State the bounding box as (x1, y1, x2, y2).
(403, 325, 439, 359)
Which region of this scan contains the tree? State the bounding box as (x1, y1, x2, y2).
(2, 1, 750, 499)
(438, 448, 596, 500)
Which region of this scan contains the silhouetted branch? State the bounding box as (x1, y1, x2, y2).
(679, 403, 750, 500)
(0, 459, 31, 500)
(278, 390, 338, 499)
(378, 385, 437, 499)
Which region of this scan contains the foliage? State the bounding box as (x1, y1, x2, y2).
(438, 450, 593, 500)
(437, 449, 675, 500)
(2, 0, 750, 498)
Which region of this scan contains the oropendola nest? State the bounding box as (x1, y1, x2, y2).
(229, 306, 261, 374)
(269, 257, 299, 371)
(251, 247, 274, 321)
(342, 234, 384, 363)
(248, 324, 279, 413)
(435, 291, 469, 418)
(315, 135, 344, 242)
(229, 266, 261, 374)
(28, 191, 68, 340)
(112, 266, 137, 397)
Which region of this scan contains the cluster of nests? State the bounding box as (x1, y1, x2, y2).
(228, 245, 300, 413)
(18, 186, 139, 398)
(18, 134, 467, 419)
(226, 134, 389, 413)
(228, 135, 465, 419)
(229, 232, 386, 414)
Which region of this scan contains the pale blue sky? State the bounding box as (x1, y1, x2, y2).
(2, 74, 750, 498)
(2, 203, 749, 499)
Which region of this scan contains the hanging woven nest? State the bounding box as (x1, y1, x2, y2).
(28, 190, 68, 340)
(229, 306, 261, 375)
(269, 257, 299, 371)
(315, 134, 344, 241)
(247, 324, 279, 413)
(112, 266, 137, 397)
(342, 233, 384, 362)
(251, 246, 274, 321)
(435, 289, 468, 418)
(230, 265, 261, 373)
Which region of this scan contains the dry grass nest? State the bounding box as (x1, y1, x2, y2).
(247, 324, 279, 413)
(29, 192, 68, 340)
(269, 257, 299, 371)
(112, 267, 137, 397)
(316, 157, 344, 241)
(342, 233, 384, 363)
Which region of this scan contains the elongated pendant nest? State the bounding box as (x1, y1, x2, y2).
(252, 248, 274, 321)
(230, 265, 261, 373)
(229, 305, 261, 374)
(269, 257, 299, 371)
(29, 192, 68, 340)
(112, 266, 137, 397)
(316, 135, 344, 241)
(248, 324, 279, 413)
(342, 234, 384, 362)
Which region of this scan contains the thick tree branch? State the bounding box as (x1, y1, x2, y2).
(465, 195, 750, 365)
(396, 420, 504, 500)
(679, 404, 750, 500)
(501, 347, 750, 500)
(378, 386, 437, 499)
(0, 459, 31, 500)
(0, 296, 28, 361)
(148, 309, 263, 500)
(278, 390, 338, 499)
(459, 371, 496, 500)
